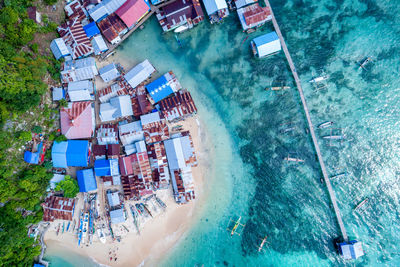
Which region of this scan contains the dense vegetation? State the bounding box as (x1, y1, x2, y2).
(55, 175, 80, 198)
(0, 1, 61, 266)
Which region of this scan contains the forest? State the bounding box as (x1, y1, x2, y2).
(0, 1, 60, 266)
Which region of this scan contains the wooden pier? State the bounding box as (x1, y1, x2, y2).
(264, 0, 349, 242)
(101, 0, 178, 60)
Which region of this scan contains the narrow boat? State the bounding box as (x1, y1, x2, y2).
(62, 222, 65, 234)
(258, 236, 268, 252)
(97, 227, 106, 244)
(130, 205, 140, 235)
(227, 216, 245, 237)
(174, 24, 189, 33)
(72, 219, 76, 232)
(175, 34, 182, 47)
(267, 86, 290, 91)
(309, 75, 328, 83)
(359, 57, 372, 70)
(66, 221, 70, 232)
(330, 172, 347, 180)
(78, 212, 83, 246)
(354, 198, 369, 211)
(81, 212, 89, 246)
(323, 135, 346, 140)
(284, 155, 305, 163)
(142, 203, 153, 218)
(135, 203, 144, 216)
(318, 121, 334, 129)
(155, 195, 167, 210)
(280, 127, 295, 134)
(56, 223, 60, 236)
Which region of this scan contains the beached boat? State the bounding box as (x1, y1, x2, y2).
(66, 221, 70, 232)
(142, 203, 153, 218)
(62, 222, 65, 234)
(155, 195, 167, 210)
(130, 205, 140, 235)
(56, 223, 60, 236)
(81, 212, 89, 246)
(318, 121, 334, 129)
(354, 198, 369, 212)
(97, 227, 106, 244)
(135, 203, 144, 216)
(323, 135, 346, 140)
(78, 212, 83, 246)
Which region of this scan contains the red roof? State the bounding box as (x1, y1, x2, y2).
(115, 0, 149, 28)
(58, 17, 93, 58)
(60, 101, 93, 139)
(243, 4, 271, 26)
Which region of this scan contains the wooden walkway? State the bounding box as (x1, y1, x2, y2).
(264, 0, 349, 242)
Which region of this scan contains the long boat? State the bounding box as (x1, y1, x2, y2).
(323, 135, 346, 140)
(97, 227, 106, 244)
(155, 195, 167, 210)
(81, 212, 89, 246)
(142, 203, 153, 218)
(318, 121, 333, 129)
(258, 236, 268, 252)
(66, 221, 70, 232)
(309, 75, 328, 83)
(354, 198, 369, 211)
(130, 205, 140, 235)
(330, 172, 347, 180)
(78, 212, 83, 246)
(359, 57, 372, 70)
(135, 203, 144, 216)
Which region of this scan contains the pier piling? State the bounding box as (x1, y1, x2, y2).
(264, 0, 348, 242)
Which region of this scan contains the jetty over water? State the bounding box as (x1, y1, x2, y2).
(264, 0, 348, 242)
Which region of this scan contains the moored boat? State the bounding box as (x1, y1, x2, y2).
(318, 121, 334, 129)
(354, 198, 369, 211)
(323, 135, 346, 140)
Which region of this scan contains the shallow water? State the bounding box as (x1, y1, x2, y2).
(46, 0, 400, 266)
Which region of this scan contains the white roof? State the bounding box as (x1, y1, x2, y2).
(50, 38, 70, 60)
(341, 242, 364, 260)
(89, 0, 127, 21)
(124, 59, 155, 89)
(107, 191, 120, 207)
(68, 90, 93, 102)
(119, 121, 144, 146)
(52, 87, 64, 101)
(99, 103, 117, 122)
(124, 144, 136, 155)
(135, 140, 146, 153)
(202, 0, 227, 15)
(100, 95, 133, 122)
(68, 80, 93, 93)
(61, 57, 98, 82)
(99, 63, 120, 83)
(91, 35, 108, 55)
(164, 138, 186, 170)
(119, 121, 142, 134)
(140, 112, 161, 125)
(49, 174, 65, 190)
(234, 0, 256, 8)
(110, 159, 120, 176)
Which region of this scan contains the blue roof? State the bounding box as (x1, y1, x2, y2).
(24, 151, 39, 164)
(66, 140, 89, 167)
(145, 75, 174, 103)
(34, 264, 46, 267)
(253, 32, 279, 47)
(94, 159, 111, 177)
(52, 141, 68, 168)
(77, 168, 97, 192)
(83, 22, 100, 38)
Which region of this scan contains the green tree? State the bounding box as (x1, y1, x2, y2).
(55, 176, 79, 198)
(17, 130, 32, 142)
(55, 134, 67, 142)
(58, 98, 68, 108)
(32, 125, 42, 134)
(44, 0, 58, 5)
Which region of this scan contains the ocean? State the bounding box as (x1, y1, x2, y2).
(45, 0, 400, 266)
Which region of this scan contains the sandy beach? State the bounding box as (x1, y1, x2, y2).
(44, 115, 211, 267)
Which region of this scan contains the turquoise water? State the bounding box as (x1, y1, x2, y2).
(43, 242, 101, 267)
(46, 0, 400, 266)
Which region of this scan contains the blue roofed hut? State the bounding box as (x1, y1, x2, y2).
(66, 140, 90, 167)
(52, 141, 68, 168)
(76, 168, 97, 192)
(339, 240, 364, 260)
(83, 21, 100, 38)
(250, 31, 281, 58)
(110, 208, 125, 224)
(145, 71, 182, 103)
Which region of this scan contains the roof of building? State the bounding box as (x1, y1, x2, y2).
(131, 86, 154, 117)
(91, 34, 109, 55)
(158, 89, 197, 121)
(60, 101, 94, 139)
(58, 17, 94, 59)
(252, 31, 281, 57)
(234, 0, 256, 8)
(24, 151, 39, 164)
(110, 208, 125, 224)
(99, 63, 120, 83)
(65, 0, 86, 19)
(61, 57, 98, 83)
(89, 0, 127, 21)
(52, 141, 68, 168)
(49, 174, 65, 190)
(68, 80, 94, 92)
(100, 95, 133, 122)
(145, 71, 182, 103)
(93, 144, 107, 159)
(98, 81, 129, 103)
(202, 0, 227, 15)
(119, 121, 144, 145)
(160, 0, 204, 30)
(107, 144, 121, 157)
(52, 87, 65, 101)
(42, 195, 75, 221)
(50, 38, 70, 60)
(107, 191, 120, 207)
(27, 6, 39, 22)
(98, 13, 126, 43)
(115, 0, 150, 28)
(66, 140, 90, 167)
(77, 168, 97, 192)
(94, 159, 120, 176)
(124, 59, 155, 89)
(340, 241, 364, 260)
(140, 112, 170, 144)
(140, 111, 161, 125)
(237, 3, 271, 30)
(96, 124, 119, 145)
(83, 21, 100, 38)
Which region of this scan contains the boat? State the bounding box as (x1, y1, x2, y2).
(172, 125, 183, 131)
(56, 223, 60, 236)
(258, 236, 268, 252)
(354, 198, 369, 211)
(142, 203, 153, 218)
(105, 51, 115, 59)
(323, 135, 346, 140)
(81, 212, 89, 246)
(330, 172, 347, 180)
(72, 219, 76, 232)
(267, 86, 290, 91)
(66, 221, 70, 232)
(359, 57, 372, 70)
(97, 227, 106, 244)
(318, 121, 334, 129)
(280, 127, 295, 134)
(309, 75, 328, 83)
(227, 216, 245, 237)
(62, 222, 65, 234)
(284, 153, 305, 163)
(78, 212, 83, 246)
(130, 205, 140, 235)
(155, 195, 167, 210)
(135, 203, 144, 216)
(174, 24, 189, 33)
(175, 34, 182, 47)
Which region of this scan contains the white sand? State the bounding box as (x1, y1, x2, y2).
(44, 116, 211, 267)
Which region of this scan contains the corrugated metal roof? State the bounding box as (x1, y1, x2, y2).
(140, 112, 161, 125)
(52, 141, 68, 168)
(100, 95, 133, 122)
(158, 89, 197, 122)
(42, 196, 75, 221)
(52, 87, 65, 101)
(50, 38, 70, 60)
(107, 192, 120, 207)
(58, 17, 93, 59)
(252, 31, 281, 58)
(60, 101, 94, 139)
(91, 34, 108, 55)
(202, 0, 227, 15)
(115, 0, 149, 28)
(145, 71, 181, 103)
(66, 140, 89, 167)
(95, 159, 111, 176)
(68, 80, 94, 92)
(110, 208, 125, 223)
(99, 63, 120, 83)
(61, 57, 98, 83)
(77, 168, 97, 192)
(83, 21, 100, 38)
(124, 59, 155, 89)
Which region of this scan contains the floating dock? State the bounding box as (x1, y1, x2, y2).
(264, 0, 348, 242)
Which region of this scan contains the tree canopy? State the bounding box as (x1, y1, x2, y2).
(55, 175, 80, 198)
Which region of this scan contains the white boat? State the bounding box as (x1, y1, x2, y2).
(323, 135, 346, 140)
(97, 227, 106, 244)
(309, 75, 328, 83)
(318, 121, 333, 129)
(81, 212, 89, 246)
(174, 24, 189, 33)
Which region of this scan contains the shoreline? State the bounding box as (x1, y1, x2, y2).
(44, 116, 212, 267)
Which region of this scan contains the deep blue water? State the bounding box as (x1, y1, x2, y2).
(46, 0, 400, 266)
